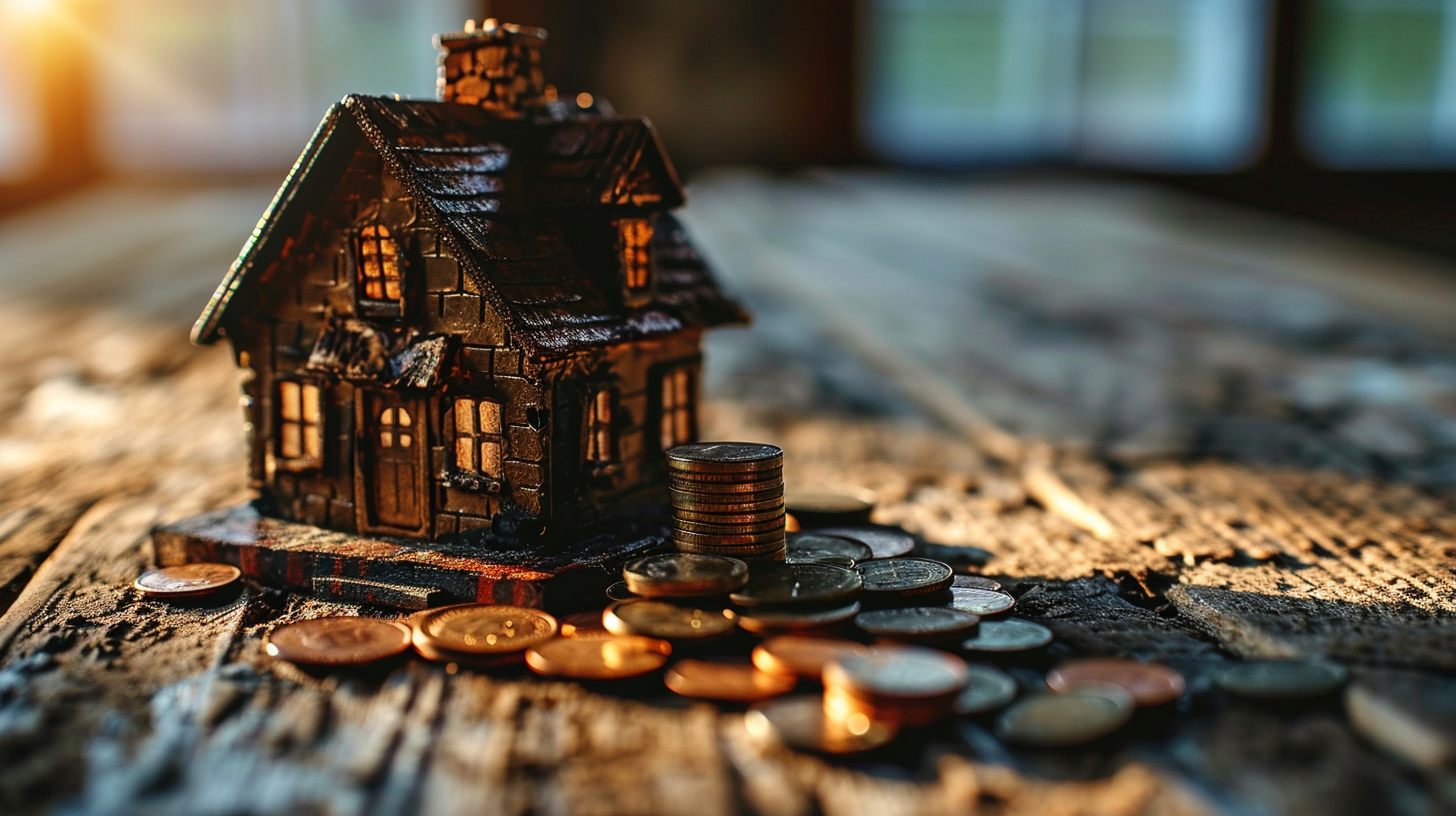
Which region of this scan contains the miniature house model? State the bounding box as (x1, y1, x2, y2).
(192, 21, 746, 543)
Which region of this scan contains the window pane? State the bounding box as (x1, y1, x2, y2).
(380, 408, 394, 425)
(280, 381, 301, 421)
(397, 408, 412, 427)
(480, 400, 501, 434)
(399, 433, 412, 448)
(380, 431, 393, 448)
(674, 408, 691, 446)
(674, 369, 690, 404)
(482, 440, 502, 476)
(304, 425, 322, 460)
(302, 384, 321, 424)
(456, 398, 476, 435)
(595, 389, 612, 422)
(281, 423, 302, 459)
(456, 436, 476, 470)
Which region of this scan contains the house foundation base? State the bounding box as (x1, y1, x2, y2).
(151, 503, 669, 611)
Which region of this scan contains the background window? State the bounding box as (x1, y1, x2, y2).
(587, 387, 615, 464)
(454, 397, 503, 479)
(617, 218, 653, 292)
(358, 225, 403, 305)
(278, 380, 323, 466)
(660, 366, 694, 450)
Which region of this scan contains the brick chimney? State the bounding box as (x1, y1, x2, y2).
(434, 19, 550, 117)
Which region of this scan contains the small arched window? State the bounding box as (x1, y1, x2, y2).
(357, 225, 403, 311)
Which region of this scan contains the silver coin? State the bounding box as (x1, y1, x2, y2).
(828, 646, 969, 699)
(1216, 660, 1349, 700)
(855, 606, 980, 643)
(960, 618, 1053, 653)
(786, 532, 873, 566)
(953, 575, 1002, 591)
(858, 558, 954, 600)
(955, 664, 1019, 716)
(729, 563, 863, 608)
(996, 685, 1135, 747)
(814, 526, 915, 560)
(946, 587, 1015, 616)
(737, 602, 862, 635)
(667, 442, 783, 470)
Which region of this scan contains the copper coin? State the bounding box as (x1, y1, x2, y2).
(955, 664, 1019, 715)
(559, 610, 609, 637)
(673, 528, 787, 547)
(858, 558, 954, 600)
(412, 604, 558, 656)
(736, 602, 862, 636)
(996, 685, 1135, 747)
(746, 696, 895, 755)
(728, 563, 863, 608)
(953, 575, 1003, 591)
(623, 553, 749, 598)
(960, 618, 1053, 654)
(674, 516, 788, 536)
(751, 636, 868, 679)
(813, 527, 914, 560)
(786, 532, 873, 566)
(265, 617, 411, 666)
(669, 466, 784, 484)
(946, 587, 1016, 616)
(664, 658, 796, 702)
(672, 494, 786, 513)
(824, 646, 969, 703)
(668, 474, 786, 494)
(134, 563, 241, 598)
(855, 606, 981, 644)
(667, 442, 783, 472)
(784, 490, 876, 528)
(1216, 660, 1349, 700)
(673, 541, 788, 559)
(1047, 658, 1186, 707)
(525, 634, 672, 679)
(604, 599, 737, 640)
(673, 506, 788, 525)
(411, 637, 528, 668)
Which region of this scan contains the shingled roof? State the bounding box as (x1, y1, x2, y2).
(193, 95, 746, 358)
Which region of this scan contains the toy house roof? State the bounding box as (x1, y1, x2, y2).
(193, 95, 746, 358)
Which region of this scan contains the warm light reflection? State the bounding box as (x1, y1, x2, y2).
(4, 0, 53, 19)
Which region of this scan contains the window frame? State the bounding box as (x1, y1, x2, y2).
(355, 224, 406, 317)
(657, 362, 696, 452)
(451, 396, 504, 481)
(586, 384, 618, 468)
(276, 379, 325, 471)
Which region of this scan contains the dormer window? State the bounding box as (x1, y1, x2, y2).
(616, 218, 653, 297)
(357, 225, 403, 315)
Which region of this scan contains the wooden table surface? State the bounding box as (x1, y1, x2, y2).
(2, 172, 1455, 816)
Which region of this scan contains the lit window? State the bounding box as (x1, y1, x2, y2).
(660, 366, 694, 450)
(454, 397, 503, 478)
(617, 219, 653, 293)
(278, 380, 323, 467)
(378, 406, 415, 449)
(358, 225, 403, 306)
(587, 387, 615, 464)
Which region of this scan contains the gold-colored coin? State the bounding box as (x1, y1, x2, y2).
(668, 467, 784, 484)
(752, 636, 868, 679)
(265, 617, 411, 666)
(525, 634, 672, 680)
(664, 659, 797, 702)
(668, 475, 786, 494)
(673, 528, 788, 547)
(672, 506, 787, 525)
(671, 494, 786, 513)
(746, 695, 895, 755)
(412, 604, 558, 655)
(672, 539, 788, 558)
(604, 599, 737, 640)
(673, 516, 788, 536)
(134, 563, 241, 598)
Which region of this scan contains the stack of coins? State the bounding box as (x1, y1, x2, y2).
(667, 442, 786, 563)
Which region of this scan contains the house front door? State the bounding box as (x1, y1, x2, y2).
(357, 390, 429, 536)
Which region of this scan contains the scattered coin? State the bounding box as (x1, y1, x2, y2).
(855, 606, 981, 644)
(1046, 658, 1186, 707)
(736, 602, 862, 636)
(604, 599, 737, 641)
(823, 646, 969, 728)
(786, 532, 873, 566)
(667, 442, 783, 472)
(559, 610, 610, 636)
(960, 618, 1053, 654)
(1216, 660, 1350, 700)
(623, 553, 749, 598)
(995, 685, 1135, 747)
(728, 563, 863, 608)
(814, 527, 915, 560)
(751, 636, 868, 679)
(746, 695, 895, 755)
(412, 604, 558, 658)
(946, 587, 1016, 616)
(664, 658, 797, 702)
(953, 575, 1003, 591)
(1345, 671, 1456, 772)
(785, 514, 801, 532)
(605, 581, 637, 602)
(858, 558, 954, 602)
(955, 664, 1019, 716)
(134, 563, 241, 599)
(525, 634, 672, 680)
(265, 617, 412, 666)
(784, 489, 877, 528)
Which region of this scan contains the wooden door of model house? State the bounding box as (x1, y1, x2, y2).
(355, 390, 430, 537)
